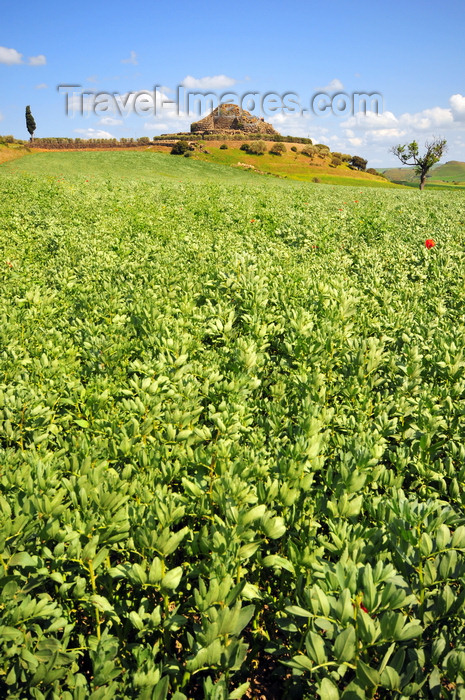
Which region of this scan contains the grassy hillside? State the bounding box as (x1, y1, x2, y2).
(188, 142, 399, 187)
(382, 160, 465, 187)
(1, 144, 401, 189)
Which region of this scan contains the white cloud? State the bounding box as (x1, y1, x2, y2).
(400, 106, 453, 130)
(317, 78, 344, 92)
(86, 75, 98, 83)
(182, 74, 237, 89)
(0, 47, 47, 66)
(98, 117, 123, 126)
(342, 110, 399, 130)
(0, 46, 23, 64)
(29, 54, 46, 66)
(121, 51, 138, 65)
(74, 128, 114, 138)
(35, 83, 48, 89)
(450, 94, 465, 120)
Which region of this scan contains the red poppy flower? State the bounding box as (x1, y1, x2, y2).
(425, 239, 436, 249)
(251, 219, 256, 222)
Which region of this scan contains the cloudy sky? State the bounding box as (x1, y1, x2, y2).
(1, 0, 464, 166)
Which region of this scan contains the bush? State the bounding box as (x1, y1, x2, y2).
(312, 176, 321, 183)
(331, 156, 342, 167)
(137, 137, 151, 145)
(290, 146, 297, 152)
(350, 155, 368, 171)
(301, 145, 316, 158)
(219, 143, 228, 150)
(247, 140, 267, 155)
(240, 143, 250, 152)
(269, 142, 286, 156)
(170, 140, 189, 155)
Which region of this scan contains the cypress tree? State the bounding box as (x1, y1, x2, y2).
(25, 105, 36, 141)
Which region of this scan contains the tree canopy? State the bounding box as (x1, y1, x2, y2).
(25, 106, 36, 141)
(390, 137, 447, 190)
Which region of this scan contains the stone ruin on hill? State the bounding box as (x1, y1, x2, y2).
(190, 103, 279, 135)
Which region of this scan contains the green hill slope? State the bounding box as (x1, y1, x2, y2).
(382, 160, 465, 186)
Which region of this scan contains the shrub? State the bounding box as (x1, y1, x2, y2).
(301, 145, 316, 158)
(269, 142, 286, 156)
(219, 144, 228, 150)
(312, 176, 321, 182)
(290, 146, 297, 152)
(331, 156, 342, 167)
(247, 140, 267, 155)
(184, 151, 193, 157)
(350, 155, 368, 171)
(240, 143, 250, 152)
(171, 140, 189, 155)
(137, 137, 151, 145)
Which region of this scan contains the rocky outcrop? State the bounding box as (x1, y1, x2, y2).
(190, 103, 278, 135)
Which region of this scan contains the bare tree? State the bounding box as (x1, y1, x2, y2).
(390, 137, 447, 191)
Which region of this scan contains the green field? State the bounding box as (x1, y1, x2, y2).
(2, 152, 465, 699)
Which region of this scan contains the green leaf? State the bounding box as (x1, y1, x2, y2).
(305, 630, 327, 665)
(334, 626, 356, 662)
(228, 681, 250, 699)
(262, 555, 295, 572)
(356, 660, 380, 689)
(161, 566, 183, 591)
(90, 594, 114, 613)
(9, 552, 37, 567)
(319, 678, 340, 700)
(398, 622, 422, 641)
(286, 605, 312, 618)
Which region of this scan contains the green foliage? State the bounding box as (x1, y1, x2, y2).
(246, 140, 267, 155)
(25, 106, 36, 140)
(269, 142, 286, 156)
(331, 156, 342, 167)
(1, 154, 465, 697)
(350, 155, 368, 171)
(220, 144, 228, 150)
(291, 146, 297, 152)
(170, 140, 190, 155)
(391, 138, 447, 190)
(302, 145, 317, 158)
(239, 143, 250, 152)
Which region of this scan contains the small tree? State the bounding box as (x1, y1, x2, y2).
(247, 140, 266, 155)
(390, 137, 447, 191)
(25, 106, 36, 142)
(170, 140, 189, 155)
(269, 142, 286, 155)
(349, 155, 367, 171)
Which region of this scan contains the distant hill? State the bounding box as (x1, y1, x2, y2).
(382, 160, 465, 185)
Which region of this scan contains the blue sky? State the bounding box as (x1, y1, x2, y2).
(1, 0, 465, 166)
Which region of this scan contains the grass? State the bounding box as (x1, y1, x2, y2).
(0, 149, 267, 185)
(194, 144, 401, 187)
(1, 146, 402, 189)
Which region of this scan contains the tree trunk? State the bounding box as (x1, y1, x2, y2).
(419, 171, 426, 191)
